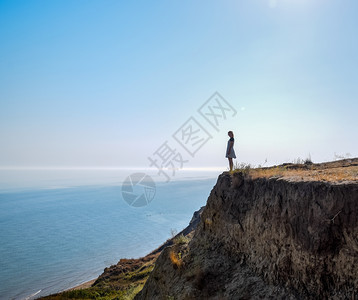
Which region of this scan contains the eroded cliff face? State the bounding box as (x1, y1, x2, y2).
(136, 162, 358, 299)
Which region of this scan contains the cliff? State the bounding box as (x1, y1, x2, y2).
(136, 159, 358, 299)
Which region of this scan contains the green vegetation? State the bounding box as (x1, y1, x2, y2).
(40, 258, 156, 300)
(41, 287, 134, 300)
(41, 283, 145, 300)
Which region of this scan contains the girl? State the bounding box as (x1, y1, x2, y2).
(226, 131, 236, 172)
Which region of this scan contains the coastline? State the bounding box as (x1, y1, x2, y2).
(38, 206, 205, 299)
(66, 279, 96, 291)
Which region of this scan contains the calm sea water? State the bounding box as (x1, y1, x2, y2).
(0, 169, 220, 300)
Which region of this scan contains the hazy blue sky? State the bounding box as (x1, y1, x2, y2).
(1, 0, 357, 170)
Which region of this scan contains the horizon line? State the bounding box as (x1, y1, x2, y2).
(0, 166, 226, 171)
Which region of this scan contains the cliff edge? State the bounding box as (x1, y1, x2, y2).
(136, 158, 358, 299)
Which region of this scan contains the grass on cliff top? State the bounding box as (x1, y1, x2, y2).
(232, 159, 358, 183)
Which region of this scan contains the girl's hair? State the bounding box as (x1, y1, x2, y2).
(228, 131, 233, 135)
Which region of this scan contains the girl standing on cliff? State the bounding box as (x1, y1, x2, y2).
(226, 131, 236, 172)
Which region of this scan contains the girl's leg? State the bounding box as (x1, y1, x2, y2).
(228, 158, 233, 171)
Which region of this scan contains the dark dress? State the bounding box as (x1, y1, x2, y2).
(226, 137, 236, 158)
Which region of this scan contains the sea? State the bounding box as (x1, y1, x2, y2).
(0, 168, 221, 300)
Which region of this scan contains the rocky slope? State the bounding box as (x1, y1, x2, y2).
(136, 159, 358, 299)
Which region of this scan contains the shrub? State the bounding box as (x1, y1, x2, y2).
(173, 234, 189, 245)
(233, 162, 252, 177)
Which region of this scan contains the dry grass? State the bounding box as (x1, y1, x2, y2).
(169, 250, 183, 269)
(301, 167, 358, 182)
(234, 163, 358, 183)
(249, 166, 287, 179)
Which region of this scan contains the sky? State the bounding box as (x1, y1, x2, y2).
(1, 0, 357, 171)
